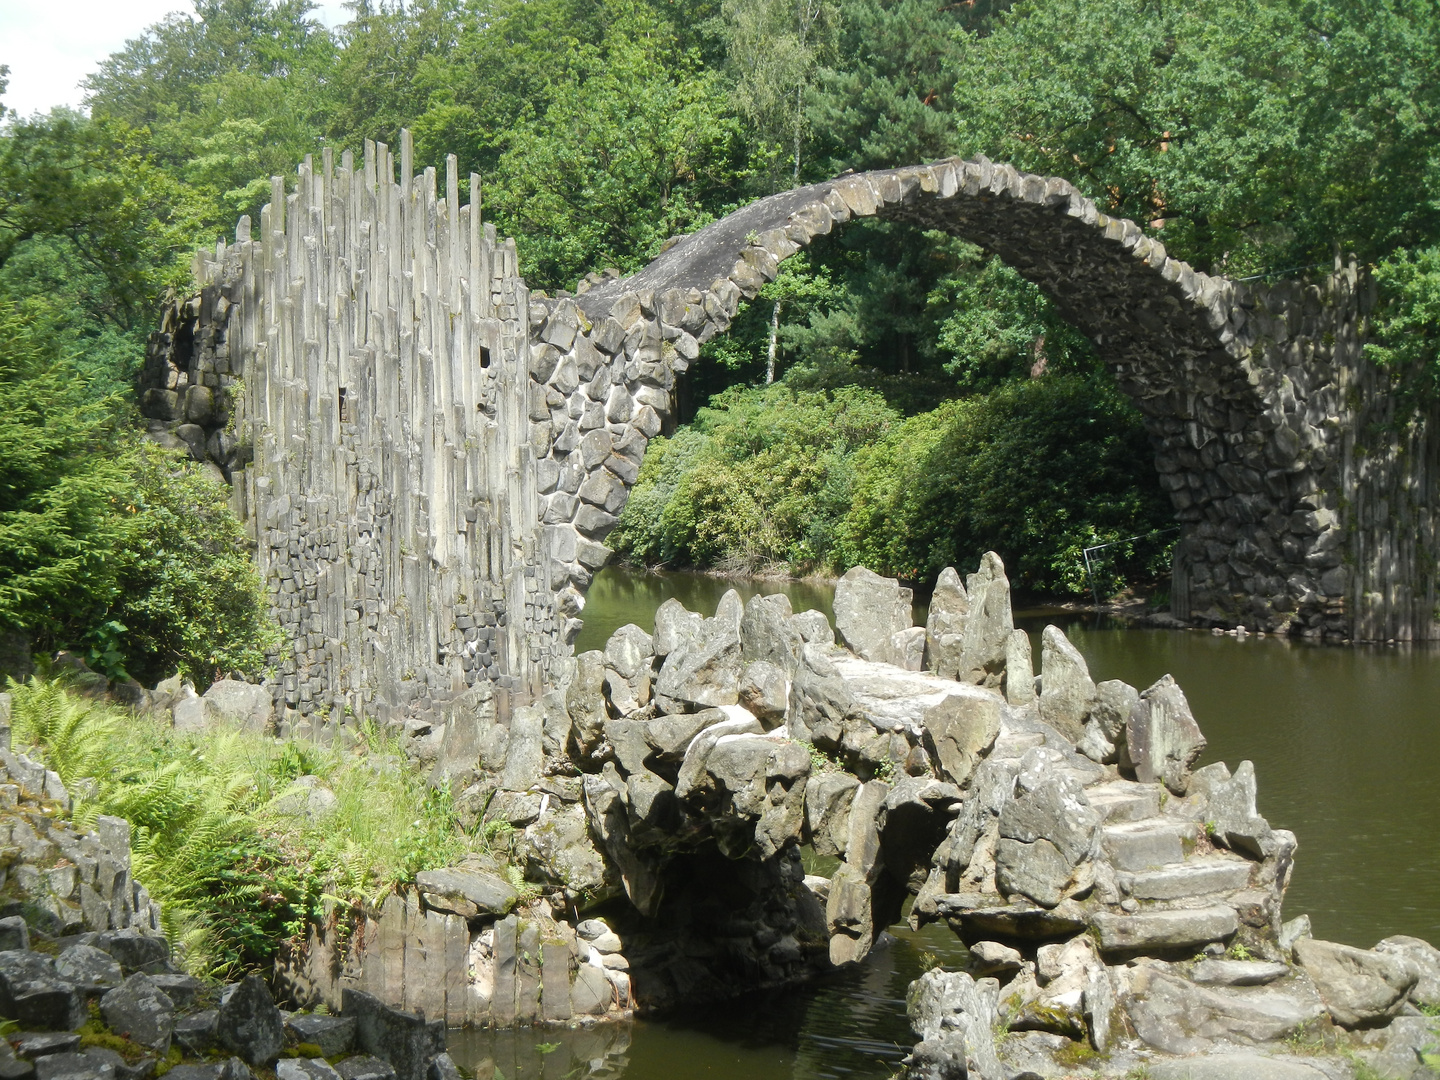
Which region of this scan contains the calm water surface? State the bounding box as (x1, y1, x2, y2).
(448, 566, 1440, 1080)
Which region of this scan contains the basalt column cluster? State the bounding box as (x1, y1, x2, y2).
(143, 133, 571, 727)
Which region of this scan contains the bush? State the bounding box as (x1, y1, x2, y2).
(0, 301, 278, 687)
(610, 383, 901, 571)
(5, 677, 500, 978)
(838, 375, 1173, 593)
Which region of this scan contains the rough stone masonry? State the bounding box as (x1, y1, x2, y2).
(139, 134, 1440, 726)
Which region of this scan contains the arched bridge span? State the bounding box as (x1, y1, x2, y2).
(139, 137, 1434, 727)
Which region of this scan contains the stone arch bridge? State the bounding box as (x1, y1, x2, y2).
(140, 132, 1438, 726)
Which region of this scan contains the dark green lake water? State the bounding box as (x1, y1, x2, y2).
(448, 566, 1440, 1080)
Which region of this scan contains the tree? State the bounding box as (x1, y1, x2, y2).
(486, 1, 753, 291)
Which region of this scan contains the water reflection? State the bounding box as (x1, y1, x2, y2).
(446, 921, 969, 1080)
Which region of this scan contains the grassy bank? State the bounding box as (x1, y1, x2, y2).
(4, 677, 508, 978)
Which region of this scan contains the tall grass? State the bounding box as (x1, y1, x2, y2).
(4, 677, 499, 978)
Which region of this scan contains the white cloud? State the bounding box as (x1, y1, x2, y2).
(0, 0, 350, 119)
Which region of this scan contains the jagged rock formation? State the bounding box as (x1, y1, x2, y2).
(141, 142, 1437, 744)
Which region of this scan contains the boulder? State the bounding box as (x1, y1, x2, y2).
(652, 598, 702, 658)
(565, 652, 608, 756)
(277, 1062, 342, 1080)
(906, 969, 1002, 1080)
(339, 989, 446, 1080)
(497, 704, 544, 791)
(163, 1060, 252, 1080)
(217, 975, 285, 1066)
(520, 805, 612, 900)
(199, 680, 274, 735)
(680, 731, 810, 858)
(1004, 629, 1034, 706)
(737, 661, 788, 727)
(889, 627, 927, 671)
(957, 552, 1013, 688)
(582, 772, 662, 915)
(1374, 934, 1440, 1006)
(1293, 937, 1419, 1028)
(803, 772, 859, 858)
(34, 1052, 118, 1080)
(0, 950, 87, 1031)
(174, 1010, 219, 1057)
(272, 776, 339, 822)
(1123, 967, 1325, 1055)
(995, 766, 1100, 908)
(100, 974, 175, 1054)
(969, 940, 1022, 977)
(1091, 907, 1238, 953)
(1148, 1056, 1337, 1080)
(923, 568, 968, 679)
(654, 591, 744, 709)
(833, 567, 912, 664)
(1125, 674, 1206, 794)
(13, 1032, 80, 1058)
(643, 708, 728, 763)
(1037, 626, 1095, 742)
(93, 927, 169, 979)
(739, 593, 803, 674)
(1190, 959, 1291, 986)
(335, 1058, 397, 1080)
(0, 917, 29, 952)
(414, 868, 517, 919)
(602, 625, 654, 715)
(1189, 760, 1274, 857)
(921, 690, 1003, 787)
(55, 945, 122, 989)
(791, 610, 834, 645)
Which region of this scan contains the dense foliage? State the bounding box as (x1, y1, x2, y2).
(2, 0, 1437, 646)
(0, 303, 278, 686)
(7, 678, 506, 977)
(611, 378, 1171, 592)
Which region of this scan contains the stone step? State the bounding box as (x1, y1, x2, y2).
(1091, 905, 1238, 952)
(1117, 855, 1254, 900)
(1086, 780, 1161, 823)
(1102, 818, 1200, 872)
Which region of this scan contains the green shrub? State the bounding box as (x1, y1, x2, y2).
(0, 301, 278, 688)
(6, 678, 496, 978)
(611, 383, 901, 572)
(837, 375, 1173, 593)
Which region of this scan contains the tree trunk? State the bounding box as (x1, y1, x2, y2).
(766, 298, 782, 384)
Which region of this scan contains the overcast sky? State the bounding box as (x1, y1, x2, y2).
(0, 0, 351, 119)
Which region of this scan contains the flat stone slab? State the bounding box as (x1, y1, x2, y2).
(1085, 780, 1161, 823)
(1190, 959, 1292, 986)
(1102, 818, 1198, 871)
(1119, 856, 1253, 900)
(941, 898, 1088, 940)
(829, 655, 1004, 737)
(414, 868, 517, 918)
(1092, 906, 1238, 951)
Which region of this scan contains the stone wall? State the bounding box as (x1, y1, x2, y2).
(139, 142, 1440, 736)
